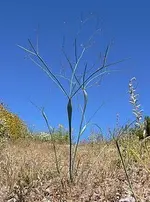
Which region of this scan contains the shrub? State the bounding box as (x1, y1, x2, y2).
(143, 116, 150, 138)
(54, 124, 69, 143)
(33, 124, 69, 143)
(0, 103, 28, 139)
(125, 116, 150, 140)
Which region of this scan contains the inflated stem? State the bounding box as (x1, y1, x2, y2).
(67, 98, 73, 182)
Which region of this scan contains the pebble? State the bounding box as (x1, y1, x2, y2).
(119, 196, 135, 202)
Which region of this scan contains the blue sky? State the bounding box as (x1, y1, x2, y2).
(0, 1, 150, 138)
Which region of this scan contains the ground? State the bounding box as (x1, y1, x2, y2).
(0, 136, 150, 202)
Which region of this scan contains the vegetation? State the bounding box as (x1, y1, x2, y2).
(0, 132, 150, 201)
(32, 125, 69, 143)
(0, 98, 150, 201)
(0, 103, 28, 139)
(1, 78, 150, 202)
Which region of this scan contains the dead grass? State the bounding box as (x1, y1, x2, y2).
(0, 137, 150, 202)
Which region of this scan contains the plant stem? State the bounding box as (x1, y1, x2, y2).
(115, 139, 138, 202)
(67, 98, 73, 182)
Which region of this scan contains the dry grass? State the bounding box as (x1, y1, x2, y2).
(0, 137, 150, 202)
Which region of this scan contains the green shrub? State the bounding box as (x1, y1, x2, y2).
(53, 124, 69, 143)
(33, 124, 69, 143)
(127, 116, 150, 140)
(144, 116, 150, 138)
(0, 103, 28, 139)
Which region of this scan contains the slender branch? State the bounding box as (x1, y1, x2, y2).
(30, 101, 60, 175)
(71, 59, 126, 98)
(74, 38, 78, 63)
(62, 49, 80, 86)
(70, 47, 86, 97)
(29, 39, 69, 97)
(72, 88, 88, 172)
(114, 138, 138, 202)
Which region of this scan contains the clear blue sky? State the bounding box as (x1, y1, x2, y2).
(0, 1, 150, 138)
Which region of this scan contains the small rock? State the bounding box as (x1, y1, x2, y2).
(7, 198, 17, 202)
(119, 196, 135, 202)
(42, 198, 51, 202)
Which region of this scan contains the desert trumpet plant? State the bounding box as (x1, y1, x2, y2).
(18, 19, 122, 182)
